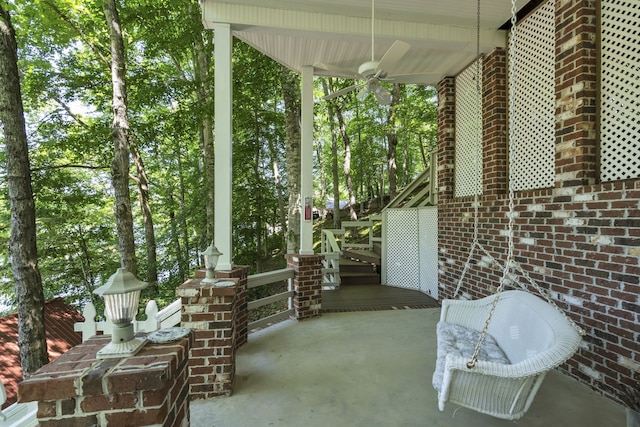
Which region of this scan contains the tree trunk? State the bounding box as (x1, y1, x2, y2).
(314, 142, 327, 219)
(104, 0, 137, 275)
(177, 153, 191, 270)
(193, 15, 214, 243)
(356, 103, 364, 216)
(402, 136, 409, 187)
(168, 192, 187, 281)
(0, 5, 49, 377)
(386, 84, 402, 200)
(267, 132, 287, 248)
(131, 144, 158, 286)
(334, 102, 357, 220)
(419, 134, 428, 168)
(322, 79, 341, 229)
(253, 112, 263, 272)
(281, 66, 301, 254)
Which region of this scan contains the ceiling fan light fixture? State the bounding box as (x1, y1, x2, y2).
(373, 84, 391, 105)
(356, 86, 369, 102)
(321, 0, 427, 104)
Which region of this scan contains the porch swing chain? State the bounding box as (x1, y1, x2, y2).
(466, 0, 518, 369)
(452, 0, 482, 300)
(466, 0, 585, 369)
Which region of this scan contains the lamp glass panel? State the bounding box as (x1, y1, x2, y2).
(104, 291, 141, 324)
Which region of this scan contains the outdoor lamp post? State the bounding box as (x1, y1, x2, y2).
(202, 242, 222, 284)
(93, 268, 148, 359)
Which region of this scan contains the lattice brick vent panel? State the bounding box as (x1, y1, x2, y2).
(509, 0, 555, 191)
(455, 58, 483, 197)
(600, 0, 640, 182)
(386, 209, 420, 290)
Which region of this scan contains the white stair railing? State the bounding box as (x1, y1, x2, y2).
(320, 217, 383, 289)
(320, 229, 343, 289)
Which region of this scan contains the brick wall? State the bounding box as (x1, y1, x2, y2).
(18, 334, 191, 427)
(285, 254, 323, 320)
(437, 1, 639, 404)
(214, 266, 250, 348)
(177, 277, 239, 399)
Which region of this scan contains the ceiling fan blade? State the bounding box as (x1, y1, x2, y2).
(376, 40, 411, 74)
(314, 62, 358, 79)
(324, 82, 364, 100)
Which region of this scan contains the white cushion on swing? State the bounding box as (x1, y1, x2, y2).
(432, 322, 510, 392)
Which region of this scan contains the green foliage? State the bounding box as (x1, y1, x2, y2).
(314, 79, 437, 210)
(0, 0, 437, 316)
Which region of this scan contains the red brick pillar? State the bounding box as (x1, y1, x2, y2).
(286, 254, 323, 320)
(18, 334, 191, 427)
(482, 48, 508, 197)
(214, 265, 250, 348)
(177, 277, 239, 399)
(436, 76, 456, 202)
(554, 0, 597, 187)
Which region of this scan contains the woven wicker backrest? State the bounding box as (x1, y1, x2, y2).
(486, 291, 558, 364)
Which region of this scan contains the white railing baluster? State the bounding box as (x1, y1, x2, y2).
(75, 297, 183, 342)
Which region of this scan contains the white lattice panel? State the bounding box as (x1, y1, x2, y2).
(455, 58, 483, 197)
(600, 0, 640, 181)
(509, 0, 555, 191)
(385, 207, 439, 297)
(418, 207, 438, 299)
(386, 209, 420, 290)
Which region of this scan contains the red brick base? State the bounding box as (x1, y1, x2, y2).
(18, 334, 191, 427)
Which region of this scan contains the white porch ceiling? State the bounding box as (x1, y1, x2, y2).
(201, 0, 528, 85)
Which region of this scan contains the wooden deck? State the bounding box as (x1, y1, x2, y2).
(321, 284, 439, 312)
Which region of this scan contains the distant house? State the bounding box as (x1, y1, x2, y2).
(0, 298, 84, 409)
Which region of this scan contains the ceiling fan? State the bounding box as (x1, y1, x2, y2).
(317, 0, 425, 105)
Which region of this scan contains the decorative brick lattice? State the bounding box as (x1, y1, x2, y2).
(600, 0, 640, 182)
(455, 58, 483, 197)
(509, 0, 555, 191)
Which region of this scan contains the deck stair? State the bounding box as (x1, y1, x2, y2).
(340, 249, 380, 285)
(320, 218, 384, 289)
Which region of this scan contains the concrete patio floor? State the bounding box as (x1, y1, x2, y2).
(191, 308, 625, 427)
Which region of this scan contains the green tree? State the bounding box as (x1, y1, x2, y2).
(0, 3, 49, 376)
(104, 0, 137, 275)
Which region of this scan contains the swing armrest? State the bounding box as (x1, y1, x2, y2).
(444, 351, 557, 379)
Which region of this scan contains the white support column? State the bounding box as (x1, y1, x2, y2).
(213, 23, 233, 270)
(299, 66, 314, 255)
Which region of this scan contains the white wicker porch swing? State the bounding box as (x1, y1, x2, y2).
(431, 0, 585, 420)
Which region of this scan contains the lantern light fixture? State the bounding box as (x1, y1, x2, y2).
(202, 242, 222, 284)
(93, 268, 148, 359)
